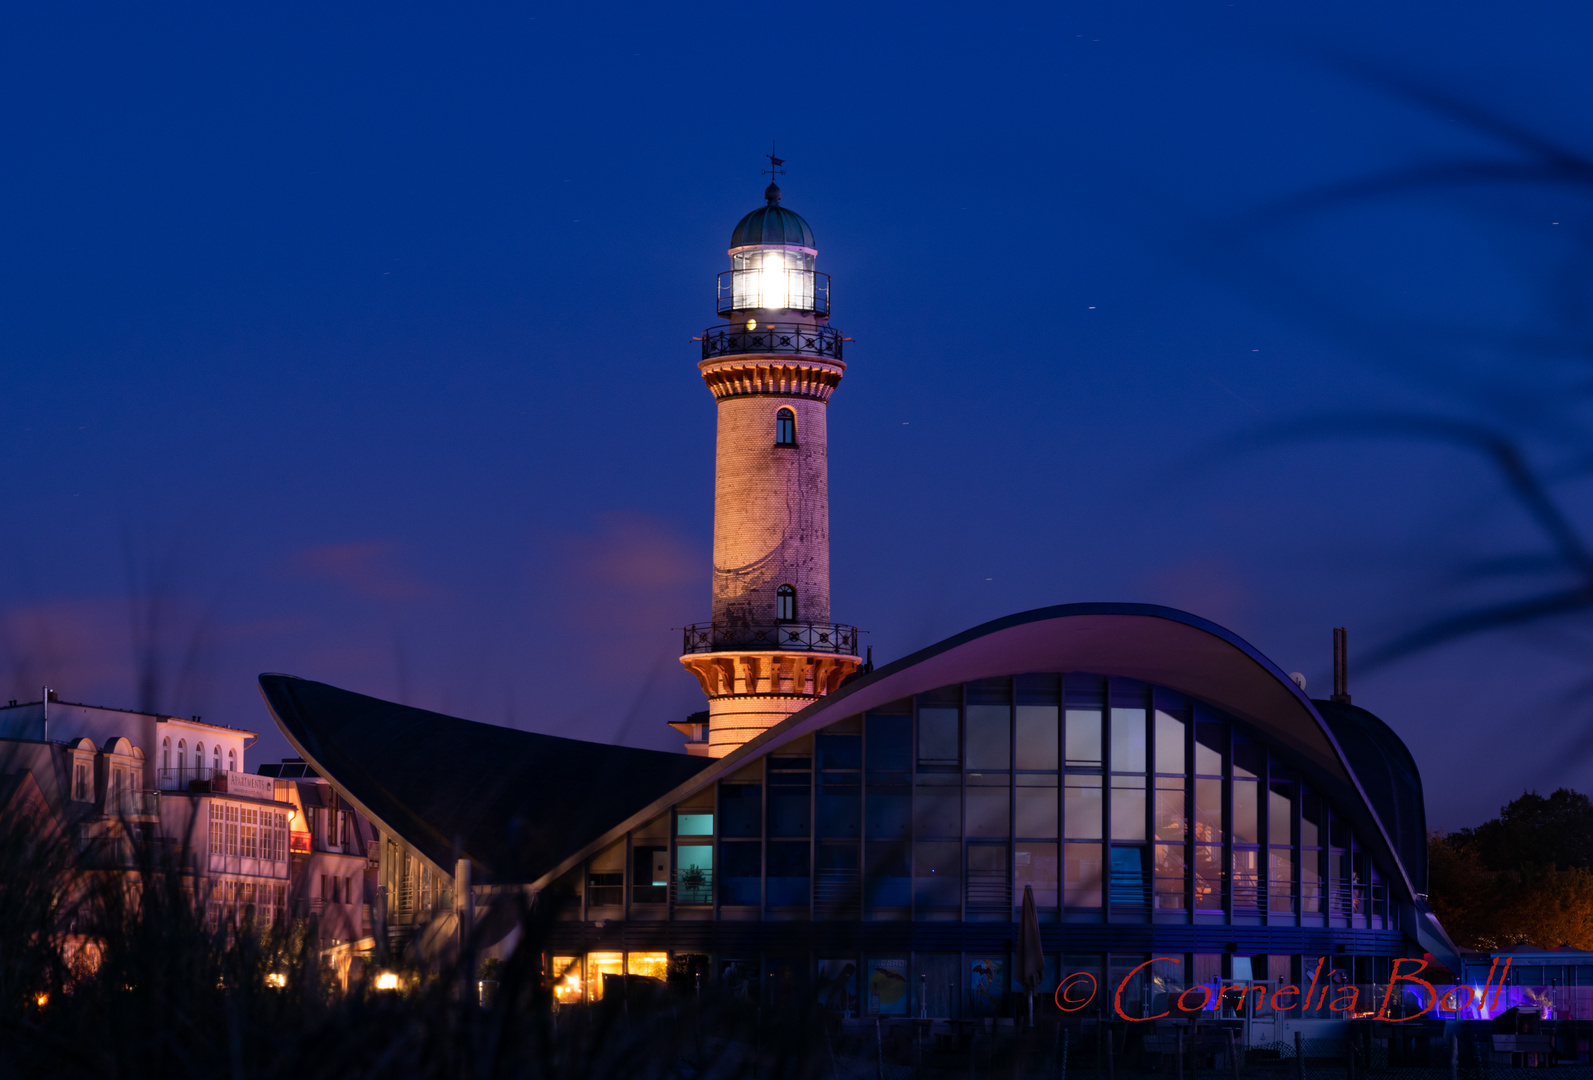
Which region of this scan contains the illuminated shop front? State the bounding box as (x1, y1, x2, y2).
(261, 603, 1459, 1022)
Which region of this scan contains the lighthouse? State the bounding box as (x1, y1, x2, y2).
(677, 176, 863, 757)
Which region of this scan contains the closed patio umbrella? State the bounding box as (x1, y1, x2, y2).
(1018, 883, 1044, 1025)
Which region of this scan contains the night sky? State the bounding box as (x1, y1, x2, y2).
(4, 1, 1592, 830)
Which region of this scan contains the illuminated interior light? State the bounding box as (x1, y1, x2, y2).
(759, 250, 788, 310)
(375, 971, 400, 991)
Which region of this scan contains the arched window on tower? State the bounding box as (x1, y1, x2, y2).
(775, 408, 796, 447)
(228, 748, 237, 772)
(776, 584, 797, 622)
(162, 737, 170, 771)
(195, 743, 204, 775)
(177, 739, 186, 773)
(214, 745, 222, 772)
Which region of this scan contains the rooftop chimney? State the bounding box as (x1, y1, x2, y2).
(1331, 627, 1351, 704)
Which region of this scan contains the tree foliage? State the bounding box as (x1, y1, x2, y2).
(1428, 788, 1593, 951)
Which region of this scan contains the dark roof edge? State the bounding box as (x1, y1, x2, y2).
(256, 676, 458, 883)
(524, 602, 1419, 905)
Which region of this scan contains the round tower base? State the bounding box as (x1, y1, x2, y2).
(680, 649, 862, 757)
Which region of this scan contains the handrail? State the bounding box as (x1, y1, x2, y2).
(682, 621, 860, 655)
(701, 323, 842, 361)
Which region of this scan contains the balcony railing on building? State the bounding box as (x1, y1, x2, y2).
(682, 621, 860, 655)
(105, 789, 160, 817)
(700, 323, 842, 362)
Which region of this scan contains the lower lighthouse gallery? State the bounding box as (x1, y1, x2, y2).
(259, 176, 1480, 1033)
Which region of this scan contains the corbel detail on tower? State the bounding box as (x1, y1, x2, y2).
(698, 357, 845, 402)
(679, 649, 861, 699)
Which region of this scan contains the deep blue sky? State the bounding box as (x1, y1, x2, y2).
(4, 0, 1593, 829)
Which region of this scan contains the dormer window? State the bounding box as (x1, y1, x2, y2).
(72, 762, 90, 802)
(775, 408, 796, 447)
(776, 584, 797, 622)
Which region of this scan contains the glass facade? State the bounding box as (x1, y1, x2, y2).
(548, 673, 1408, 1008)
(564, 674, 1393, 928)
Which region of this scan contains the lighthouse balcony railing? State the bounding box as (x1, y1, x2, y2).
(682, 621, 860, 656)
(701, 323, 843, 362)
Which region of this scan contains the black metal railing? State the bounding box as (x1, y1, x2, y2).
(682, 621, 860, 655)
(701, 323, 842, 361)
(717, 269, 830, 316)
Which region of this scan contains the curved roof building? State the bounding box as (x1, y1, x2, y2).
(260, 602, 1458, 1021)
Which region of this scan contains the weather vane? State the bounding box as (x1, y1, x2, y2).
(763, 142, 785, 178)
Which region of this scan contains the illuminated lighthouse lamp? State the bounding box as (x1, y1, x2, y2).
(717, 183, 829, 318)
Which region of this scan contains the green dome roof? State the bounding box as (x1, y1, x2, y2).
(730, 183, 816, 250)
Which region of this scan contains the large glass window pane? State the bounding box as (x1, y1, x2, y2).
(914, 841, 960, 906)
(1232, 849, 1259, 911)
(1110, 708, 1147, 773)
(918, 708, 960, 767)
(1154, 844, 1186, 909)
(720, 841, 761, 905)
(817, 733, 861, 770)
(767, 840, 809, 907)
(1016, 777, 1059, 837)
(1233, 740, 1263, 780)
(966, 774, 1010, 837)
(720, 783, 761, 838)
(865, 785, 910, 838)
(965, 705, 1010, 770)
(1194, 845, 1223, 910)
(1195, 778, 1223, 843)
(1233, 780, 1259, 845)
(1109, 847, 1149, 911)
(913, 776, 960, 837)
(1154, 710, 1186, 775)
(632, 845, 669, 904)
(1268, 782, 1294, 846)
(1268, 848, 1293, 912)
(1015, 705, 1059, 770)
(1064, 842, 1102, 907)
(1194, 722, 1225, 776)
(865, 842, 910, 907)
(1064, 775, 1102, 839)
(676, 844, 714, 904)
(817, 778, 860, 838)
(769, 775, 810, 837)
(967, 843, 1010, 907)
(1154, 778, 1186, 841)
(1301, 850, 1323, 912)
(1016, 842, 1059, 908)
(677, 813, 714, 836)
(866, 714, 911, 772)
(1065, 710, 1102, 767)
(1111, 776, 1147, 841)
(1301, 790, 1322, 848)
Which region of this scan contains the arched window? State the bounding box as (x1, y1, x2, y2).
(776, 584, 797, 622)
(177, 740, 186, 771)
(228, 748, 237, 772)
(775, 408, 796, 446)
(195, 744, 204, 775)
(214, 745, 222, 772)
(162, 737, 170, 770)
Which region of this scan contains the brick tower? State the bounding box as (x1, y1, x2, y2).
(677, 178, 863, 757)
